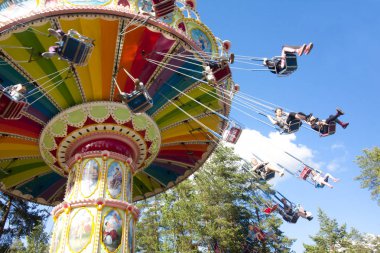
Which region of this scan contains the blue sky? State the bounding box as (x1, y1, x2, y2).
(197, 0, 380, 251)
(39, 1, 380, 252)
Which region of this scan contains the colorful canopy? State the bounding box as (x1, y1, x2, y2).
(0, 7, 232, 205)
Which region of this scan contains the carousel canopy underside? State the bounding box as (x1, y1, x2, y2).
(0, 9, 230, 205)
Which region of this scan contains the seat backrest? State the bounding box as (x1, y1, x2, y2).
(300, 167, 312, 180)
(282, 119, 301, 134)
(126, 90, 153, 113)
(225, 126, 242, 144)
(60, 35, 94, 66)
(320, 122, 336, 137)
(277, 53, 298, 76)
(264, 171, 275, 181)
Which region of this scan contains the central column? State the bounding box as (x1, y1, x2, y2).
(40, 102, 161, 253)
(50, 149, 138, 253)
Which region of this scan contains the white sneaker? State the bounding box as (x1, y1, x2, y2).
(41, 52, 57, 59)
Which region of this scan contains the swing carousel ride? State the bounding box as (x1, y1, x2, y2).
(0, 0, 347, 252)
(0, 0, 241, 252)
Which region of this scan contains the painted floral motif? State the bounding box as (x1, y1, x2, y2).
(191, 28, 212, 53)
(102, 210, 123, 252)
(68, 209, 93, 252)
(139, 0, 152, 12)
(81, 159, 99, 197)
(107, 162, 123, 198)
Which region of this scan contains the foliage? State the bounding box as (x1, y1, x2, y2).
(136, 145, 294, 252)
(304, 209, 380, 252)
(24, 223, 50, 253)
(6, 224, 49, 253)
(7, 239, 25, 253)
(0, 192, 50, 252)
(355, 147, 380, 205)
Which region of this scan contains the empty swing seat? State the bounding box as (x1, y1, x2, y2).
(152, 0, 176, 18)
(320, 122, 336, 137)
(0, 85, 28, 120)
(123, 90, 153, 113)
(299, 167, 312, 180)
(59, 34, 94, 66)
(210, 62, 232, 82)
(225, 126, 242, 144)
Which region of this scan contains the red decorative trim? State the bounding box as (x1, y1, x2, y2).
(52, 198, 140, 220)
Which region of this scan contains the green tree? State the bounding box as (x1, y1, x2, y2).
(136, 195, 164, 252)
(355, 147, 380, 205)
(24, 223, 49, 253)
(0, 193, 50, 252)
(7, 239, 25, 253)
(136, 145, 294, 252)
(304, 209, 379, 252)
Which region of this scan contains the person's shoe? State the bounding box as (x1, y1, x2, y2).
(307, 216, 313, 221)
(41, 52, 56, 59)
(340, 122, 349, 129)
(48, 28, 62, 39)
(279, 171, 285, 177)
(297, 44, 306, 56)
(305, 43, 314, 55)
(336, 108, 345, 115)
(229, 53, 235, 64)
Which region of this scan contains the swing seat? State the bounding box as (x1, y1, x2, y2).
(263, 171, 275, 181)
(0, 85, 28, 120)
(299, 167, 312, 180)
(281, 120, 302, 134)
(224, 126, 242, 144)
(59, 33, 94, 66)
(123, 89, 153, 113)
(320, 122, 336, 137)
(287, 213, 300, 223)
(210, 62, 231, 83)
(152, 0, 176, 18)
(272, 53, 298, 76)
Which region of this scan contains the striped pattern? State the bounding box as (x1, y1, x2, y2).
(0, 10, 229, 205)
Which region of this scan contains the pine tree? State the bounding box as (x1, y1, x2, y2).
(7, 239, 25, 253)
(304, 209, 379, 252)
(0, 193, 50, 251)
(25, 224, 49, 253)
(355, 147, 380, 205)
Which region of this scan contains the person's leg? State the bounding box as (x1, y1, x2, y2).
(41, 46, 59, 58)
(304, 43, 314, 55)
(282, 44, 306, 56)
(318, 175, 334, 188)
(286, 112, 296, 124)
(325, 173, 340, 182)
(325, 114, 340, 124)
(295, 112, 308, 121)
(265, 164, 284, 176)
(48, 28, 64, 39)
(335, 119, 349, 129)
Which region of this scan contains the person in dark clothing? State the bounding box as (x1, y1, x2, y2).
(308, 108, 349, 135)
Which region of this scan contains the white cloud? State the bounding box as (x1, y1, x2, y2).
(227, 128, 321, 185)
(325, 143, 348, 172)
